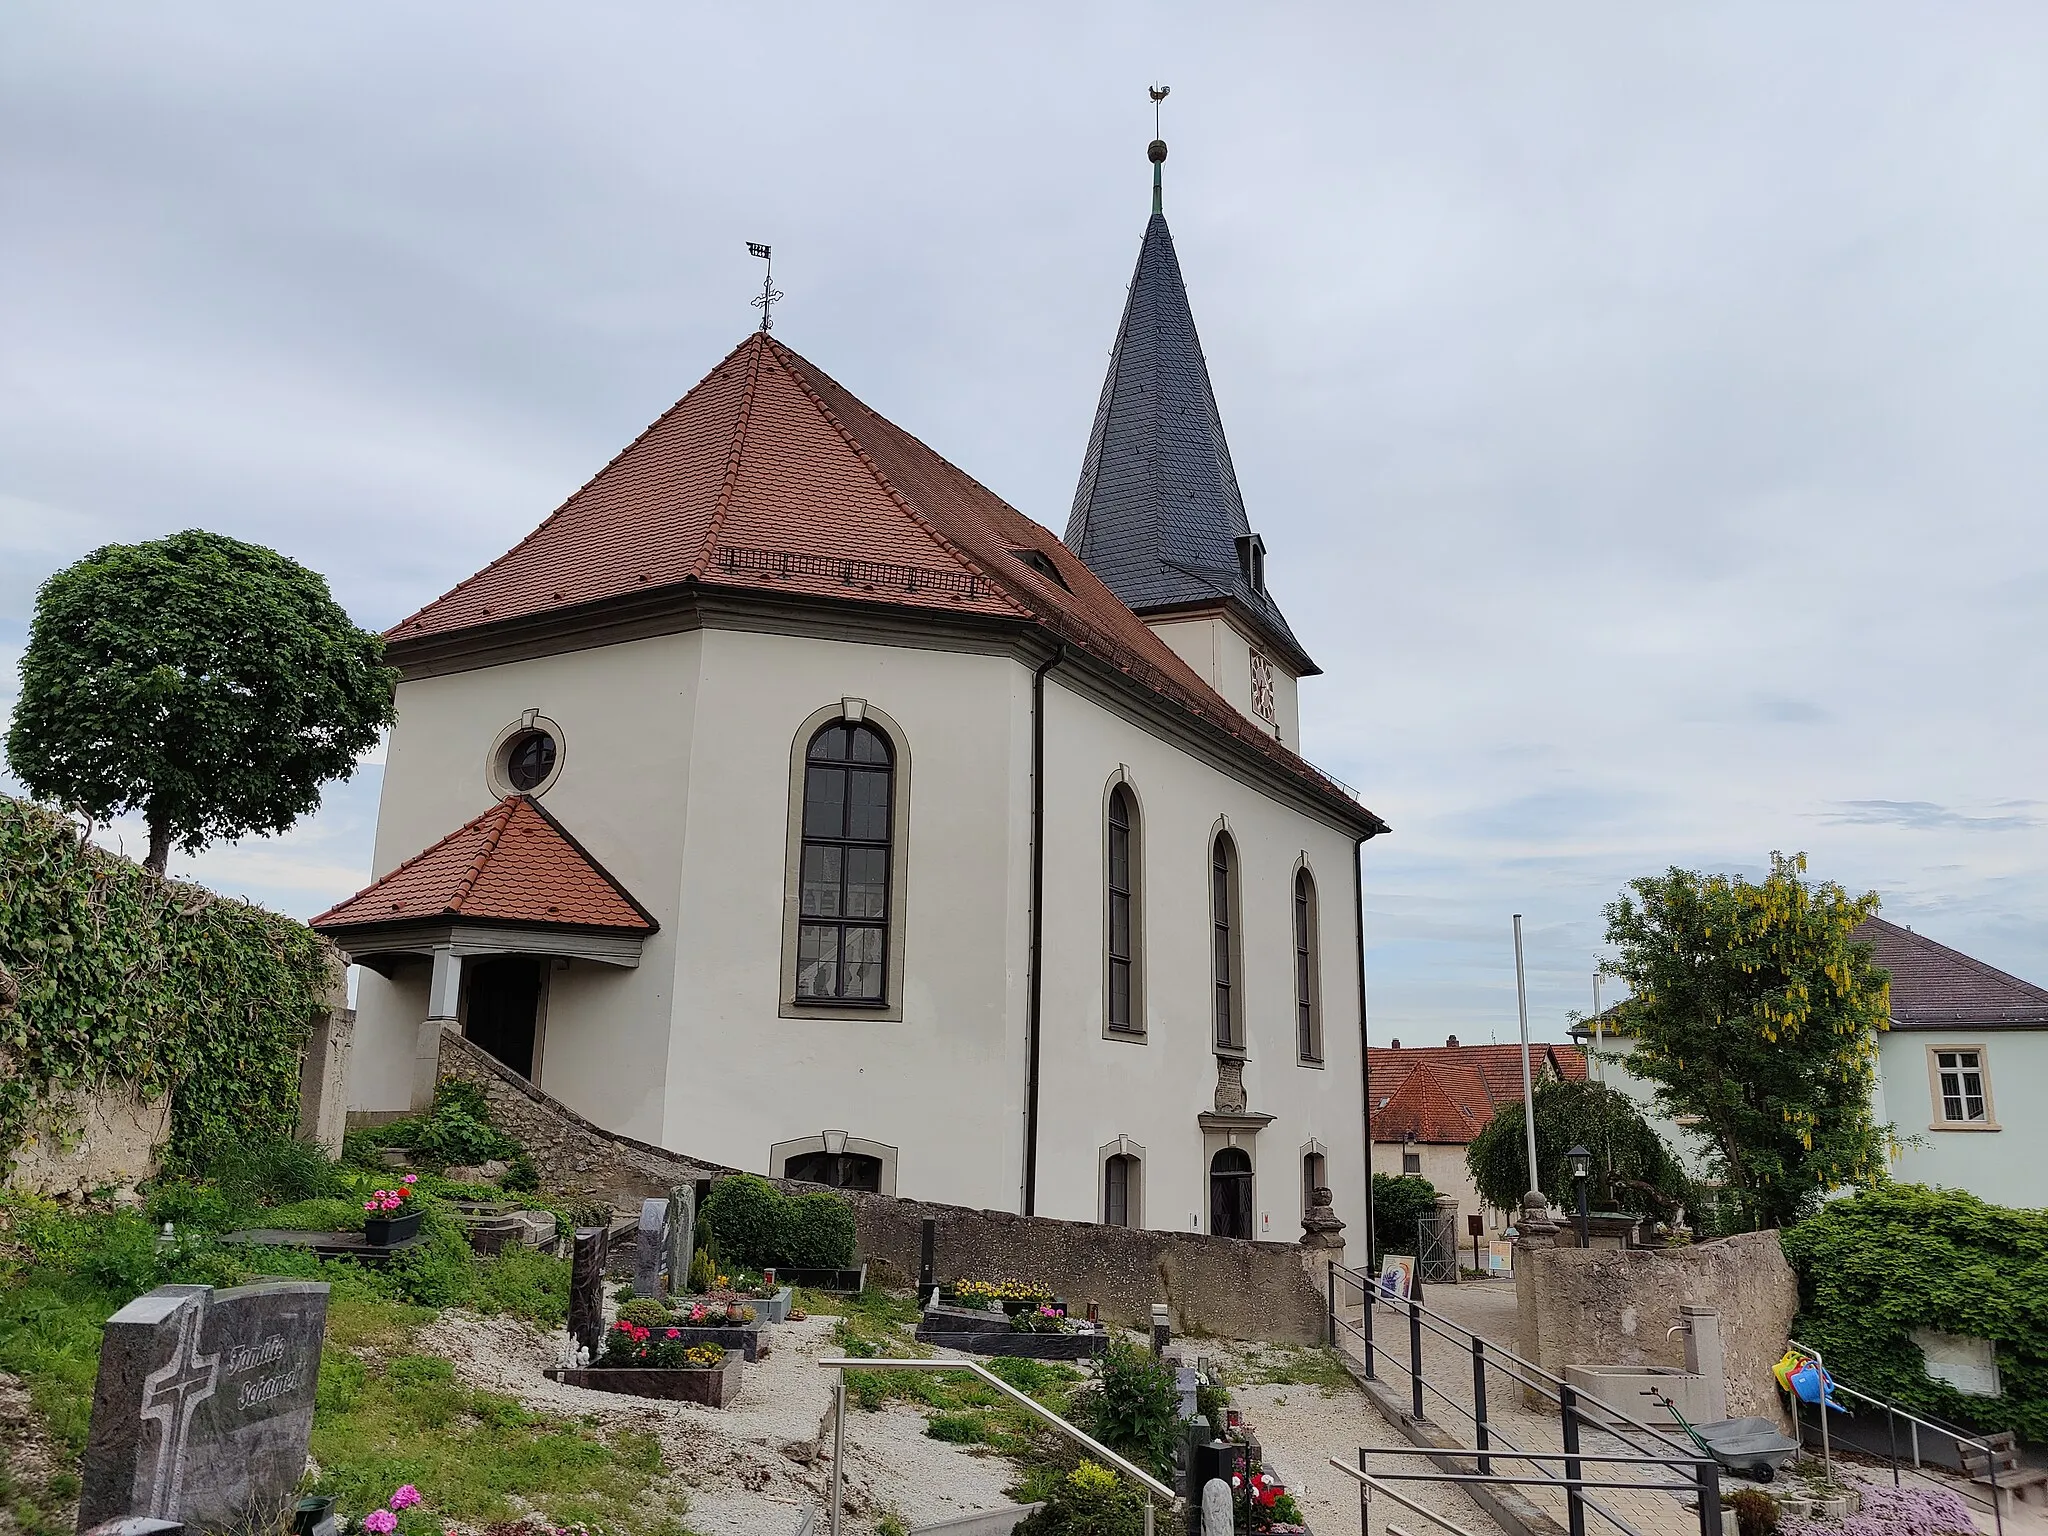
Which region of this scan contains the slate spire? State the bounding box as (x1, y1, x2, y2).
(1063, 137, 1317, 675)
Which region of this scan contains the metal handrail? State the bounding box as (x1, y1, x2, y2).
(1327, 1457, 1481, 1536)
(1785, 1340, 2000, 1452)
(817, 1356, 1174, 1535)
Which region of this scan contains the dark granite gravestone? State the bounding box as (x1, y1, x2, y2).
(633, 1198, 676, 1299)
(568, 1227, 608, 1358)
(78, 1281, 328, 1536)
(670, 1186, 694, 1289)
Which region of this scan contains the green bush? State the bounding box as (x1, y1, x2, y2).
(1781, 1184, 2048, 1441)
(700, 1175, 856, 1270)
(1014, 1461, 1145, 1536)
(1069, 1337, 1180, 1479)
(1371, 1173, 1439, 1262)
(616, 1298, 670, 1328)
(0, 795, 333, 1169)
(1465, 1078, 1693, 1222)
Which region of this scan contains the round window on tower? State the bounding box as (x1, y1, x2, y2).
(486, 715, 565, 798)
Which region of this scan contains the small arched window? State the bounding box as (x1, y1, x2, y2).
(1211, 832, 1243, 1050)
(1210, 1147, 1253, 1239)
(1294, 868, 1322, 1062)
(1107, 785, 1141, 1034)
(1302, 1151, 1328, 1216)
(796, 722, 894, 1002)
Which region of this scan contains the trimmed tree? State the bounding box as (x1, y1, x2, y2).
(1601, 852, 1891, 1230)
(5, 530, 396, 873)
(1466, 1078, 1692, 1224)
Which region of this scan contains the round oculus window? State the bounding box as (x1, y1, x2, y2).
(504, 729, 557, 792)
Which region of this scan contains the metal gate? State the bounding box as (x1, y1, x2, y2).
(1415, 1210, 1458, 1286)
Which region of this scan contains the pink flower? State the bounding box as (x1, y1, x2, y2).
(402, 1174, 418, 1184)
(390, 1486, 421, 1511)
(364, 1200, 376, 1212)
(665, 1329, 680, 1339)
(364, 1510, 398, 1533)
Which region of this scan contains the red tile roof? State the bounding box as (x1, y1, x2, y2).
(1368, 1041, 1587, 1144)
(389, 333, 1382, 833)
(313, 795, 655, 935)
(1853, 916, 2048, 1028)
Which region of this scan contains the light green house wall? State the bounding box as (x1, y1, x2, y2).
(1873, 1028, 2048, 1210)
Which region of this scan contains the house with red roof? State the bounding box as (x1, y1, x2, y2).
(317, 134, 1387, 1241)
(1369, 1037, 1588, 1234)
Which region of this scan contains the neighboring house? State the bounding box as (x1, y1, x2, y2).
(316, 137, 1387, 1242)
(1368, 1037, 1588, 1234)
(1577, 917, 2048, 1211)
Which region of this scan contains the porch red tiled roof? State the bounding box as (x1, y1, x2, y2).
(388, 333, 1382, 833)
(312, 795, 654, 935)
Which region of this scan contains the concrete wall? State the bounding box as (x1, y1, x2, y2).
(1520, 1230, 1798, 1422)
(1874, 1028, 2048, 1209)
(437, 1030, 1332, 1342)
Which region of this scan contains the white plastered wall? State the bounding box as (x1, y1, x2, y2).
(1878, 1028, 2047, 1209)
(1032, 672, 1367, 1241)
(348, 630, 704, 1139)
(1145, 615, 1302, 751)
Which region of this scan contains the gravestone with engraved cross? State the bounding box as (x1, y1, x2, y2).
(79, 1281, 328, 1536)
(633, 1197, 677, 1298)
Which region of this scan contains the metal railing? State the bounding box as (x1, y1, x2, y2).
(817, 1356, 1175, 1536)
(1326, 1264, 1720, 1536)
(1784, 1339, 2005, 1536)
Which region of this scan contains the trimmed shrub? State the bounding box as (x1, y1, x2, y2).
(699, 1174, 856, 1271)
(781, 1191, 857, 1269)
(1371, 1172, 1438, 1262)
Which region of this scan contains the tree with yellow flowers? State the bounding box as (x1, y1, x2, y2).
(1601, 852, 1892, 1231)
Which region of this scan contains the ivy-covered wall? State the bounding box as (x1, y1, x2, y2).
(0, 794, 336, 1171)
(1781, 1184, 2048, 1441)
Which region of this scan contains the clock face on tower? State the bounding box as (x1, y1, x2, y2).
(1249, 650, 1276, 726)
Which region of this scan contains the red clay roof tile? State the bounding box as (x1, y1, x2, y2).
(1369, 1042, 1587, 1144)
(312, 795, 654, 935)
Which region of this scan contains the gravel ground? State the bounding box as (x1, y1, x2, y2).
(415, 1309, 1018, 1536)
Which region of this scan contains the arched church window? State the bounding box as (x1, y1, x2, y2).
(1107, 785, 1142, 1034)
(1104, 1153, 1137, 1228)
(1210, 1147, 1253, 1239)
(1211, 832, 1243, 1050)
(1294, 867, 1322, 1062)
(796, 722, 894, 1003)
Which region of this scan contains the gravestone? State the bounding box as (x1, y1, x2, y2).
(1200, 1477, 1234, 1536)
(670, 1185, 694, 1290)
(634, 1198, 676, 1299)
(78, 1281, 328, 1536)
(568, 1227, 608, 1357)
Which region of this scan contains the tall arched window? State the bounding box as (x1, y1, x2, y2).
(1211, 832, 1243, 1050)
(1294, 868, 1322, 1062)
(1104, 1154, 1137, 1227)
(1106, 785, 1141, 1035)
(1210, 1147, 1253, 1239)
(796, 722, 894, 1002)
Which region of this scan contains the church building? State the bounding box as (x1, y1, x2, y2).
(319, 137, 1387, 1242)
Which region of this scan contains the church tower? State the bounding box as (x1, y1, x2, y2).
(1064, 124, 1318, 751)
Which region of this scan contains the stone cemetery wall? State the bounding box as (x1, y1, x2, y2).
(437, 1031, 1331, 1344)
(4, 1079, 172, 1200)
(1520, 1230, 1798, 1420)
(80, 1280, 328, 1535)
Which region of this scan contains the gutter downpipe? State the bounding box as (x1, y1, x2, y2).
(1355, 835, 1374, 1265)
(1022, 645, 1063, 1215)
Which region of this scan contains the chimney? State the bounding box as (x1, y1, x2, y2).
(1390, 1038, 1401, 1049)
(1446, 1034, 1460, 1048)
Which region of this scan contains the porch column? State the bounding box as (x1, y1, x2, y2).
(414, 944, 462, 1111)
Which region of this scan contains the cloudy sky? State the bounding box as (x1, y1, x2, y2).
(5, 4, 2044, 1041)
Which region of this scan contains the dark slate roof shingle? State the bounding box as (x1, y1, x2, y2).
(1063, 211, 1318, 676)
(1853, 917, 2048, 1028)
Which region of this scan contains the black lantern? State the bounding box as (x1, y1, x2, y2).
(1568, 1144, 1591, 1248)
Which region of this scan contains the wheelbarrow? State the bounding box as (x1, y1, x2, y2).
(1644, 1389, 1802, 1483)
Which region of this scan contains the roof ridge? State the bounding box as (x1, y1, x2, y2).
(448, 796, 518, 915)
(517, 792, 664, 931)
(768, 339, 1030, 616)
(390, 337, 760, 636)
(688, 332, 771, 580)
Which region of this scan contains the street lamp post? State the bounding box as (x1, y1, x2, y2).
(1568, 1145, 1591, 1249)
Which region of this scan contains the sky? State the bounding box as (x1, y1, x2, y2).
(4, 4, 2045, 1043)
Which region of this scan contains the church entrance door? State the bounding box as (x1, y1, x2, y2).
(464, 957, 544, 1079)
(1209, 1147, 1253, 1240)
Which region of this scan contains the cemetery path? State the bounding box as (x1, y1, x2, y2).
(0, 1369, 75, 1536)
(419, 1309, 1020, 1536)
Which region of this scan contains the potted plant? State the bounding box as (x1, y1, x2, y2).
(362, 1175, 421, 1246)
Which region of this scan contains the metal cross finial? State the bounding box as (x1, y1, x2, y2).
(747, 242, 782, 332)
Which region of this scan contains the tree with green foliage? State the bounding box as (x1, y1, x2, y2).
(1370, 1172, 1438, 1261)
(6, 530, 396, 874)
(1601, 852, 1891, 1230)
(1781, 1185, 2048, 1441)
(1466, 1079, 1692, 1222)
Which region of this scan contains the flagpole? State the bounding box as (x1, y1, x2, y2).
(1514, 915, 1540, 1203)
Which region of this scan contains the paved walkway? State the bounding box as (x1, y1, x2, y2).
(1332, 1278, 1712, 1536)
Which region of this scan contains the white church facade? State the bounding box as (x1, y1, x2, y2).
(320, 143, 1387, 1243)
